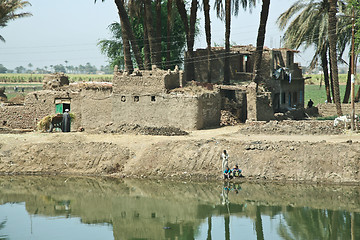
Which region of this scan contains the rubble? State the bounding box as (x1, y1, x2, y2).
(240, 120, 344, 135)
(220, 110, 240, 126)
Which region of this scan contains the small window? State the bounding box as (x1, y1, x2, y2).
(151, 96, 156, 102)
(121, 96, 126, 102)
(134, 96, 139, 102)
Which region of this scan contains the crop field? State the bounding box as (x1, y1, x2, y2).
(0, 73, 113, 83)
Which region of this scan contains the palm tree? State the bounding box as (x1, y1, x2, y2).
(215, 0, 256, 85)
(95, 0, 144, 72)
(328, 0, 342, 115)
(176, 0, 198, 81)
(166, 0, 173, 69)
(277, 0, 346, 104)
(155, 0, 163, 67)
(202, 0, 211, 82)
(0, 0, 32, 42)
(253, 0, 270, 89)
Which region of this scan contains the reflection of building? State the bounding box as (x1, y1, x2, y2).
(190, 45, 305, 121)
(1, 177, 360, 239)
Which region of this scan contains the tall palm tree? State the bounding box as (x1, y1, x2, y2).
(277, 0, 346, 104)
(166, 0, 173, 69)
(95, 0, 144, 71)
(155, 0, 163, 67)
(328, 0, 342, 115)
(215, 0, 256, 85)
(253, 0, 270, 88)
(203, 0, 211, 82)
(176, 0, 198, 81)
(0, 0, 32, 42)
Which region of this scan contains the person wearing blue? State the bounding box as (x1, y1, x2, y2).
(232, 164, 242, 177)
(224, 166, 232, 180)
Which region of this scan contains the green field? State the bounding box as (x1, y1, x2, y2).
(304, 84, 359, 106)
(0, 73, 113, 83)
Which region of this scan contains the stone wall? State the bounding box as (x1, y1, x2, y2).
(317, 103, 360, 117)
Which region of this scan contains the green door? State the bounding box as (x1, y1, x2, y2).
(55, 104, 63, 114)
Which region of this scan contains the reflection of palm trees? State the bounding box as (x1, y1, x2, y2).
(278, 207, 358, 240)
(0, 219, 8, 240)
(255, 206, 264, 240)
(206, 217, 212, 240)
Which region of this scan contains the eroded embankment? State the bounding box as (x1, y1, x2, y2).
(0, 130, 359, 184)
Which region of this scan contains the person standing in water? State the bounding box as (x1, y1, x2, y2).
(221, 150, 229, 171)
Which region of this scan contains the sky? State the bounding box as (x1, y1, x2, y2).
(0, 0, 312, 70)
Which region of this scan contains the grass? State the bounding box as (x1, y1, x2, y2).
(304, 84, 359, 106)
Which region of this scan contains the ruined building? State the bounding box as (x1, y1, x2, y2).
(0, 69, 221, 131)
(190, 45, 305, 121)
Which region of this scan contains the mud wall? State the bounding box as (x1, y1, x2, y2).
(112, 93, 205, 130)
(79, 89, 112, 130)
(198, 93, 221, 128)
(246, 84, 275, 121)
(113, 70, 180, 95)
(0, 105, 36, 129)
(317, 103, 360, 117)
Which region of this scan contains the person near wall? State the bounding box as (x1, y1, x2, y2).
(62, 109, 71, 132)
(221, 150, 229, 172)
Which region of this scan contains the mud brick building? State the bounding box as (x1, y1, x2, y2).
(190, 45, 305, 121)
(0, 69, 221, 131)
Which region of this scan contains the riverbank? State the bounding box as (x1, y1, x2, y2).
(0, 124, 360, 184)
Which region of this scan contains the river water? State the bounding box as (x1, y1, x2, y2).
(0, 176, 359, 240)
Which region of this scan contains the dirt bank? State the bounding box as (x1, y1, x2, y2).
(0, 123, 360, 184)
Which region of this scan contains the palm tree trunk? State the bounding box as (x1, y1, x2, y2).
(166, 0, 173, 69)
(143, 2, 152, 70)
(203, 0, 211, 83)
(119, 12, 134, 73)
(253, 0, 270, 86)
(156, 0, 163, 68)
(188, 0, 198, 81)
(321, 48, 332, 103)
(329, 50, 335, 103)
(224, 215, 230, 240)
(224, 0, 231, 85)
(255, 206, 264, 240)
(328, 0, 342, 116)
(343, 65, 351, 103)
(175, 0, 197, 81)
(206, 216, 212, 240)
(144, 0, 159, 68)
(115, 0, 144, 70)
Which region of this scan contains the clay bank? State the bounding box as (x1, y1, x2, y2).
(0, 124, 359, 184)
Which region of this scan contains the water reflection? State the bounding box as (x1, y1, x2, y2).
(0, 176, 359, 239)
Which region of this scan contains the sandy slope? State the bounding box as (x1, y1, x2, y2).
(0, 125, 359, 183)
